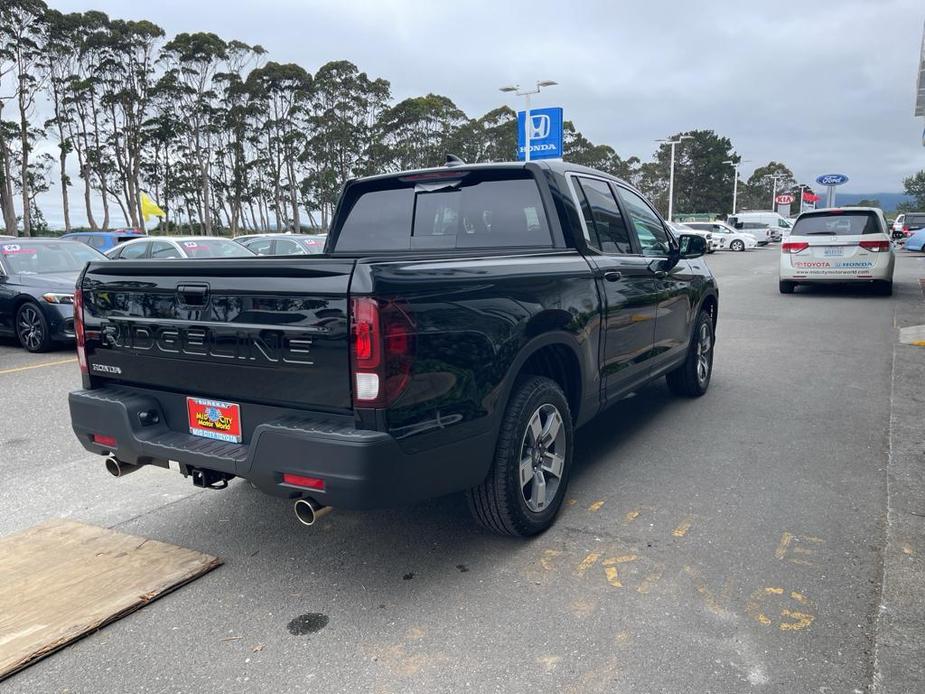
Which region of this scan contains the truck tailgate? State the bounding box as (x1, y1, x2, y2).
(80, 258, 354, 412)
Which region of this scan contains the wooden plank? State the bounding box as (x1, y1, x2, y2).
(0, 519, 221, 681)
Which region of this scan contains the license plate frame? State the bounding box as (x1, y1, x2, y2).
(823, 247, 844, 257)
(186, 397, 243, 444)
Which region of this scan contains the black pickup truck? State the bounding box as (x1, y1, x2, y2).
(68, 160, 718, 536)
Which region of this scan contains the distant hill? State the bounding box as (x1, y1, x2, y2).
(834, 192, 914, 212)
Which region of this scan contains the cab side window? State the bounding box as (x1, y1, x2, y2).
(617, 187, 672, 257)
(573, 177, 633, 255)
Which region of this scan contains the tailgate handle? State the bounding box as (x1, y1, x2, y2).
(177, 283, 210, 306)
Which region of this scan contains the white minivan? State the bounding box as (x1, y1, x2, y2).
(728, 211, 793, 241)
(778, 207, 895, 295)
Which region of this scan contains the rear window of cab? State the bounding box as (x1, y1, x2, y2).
(792, 211, 882, 236)
(333, 170, 552, 252)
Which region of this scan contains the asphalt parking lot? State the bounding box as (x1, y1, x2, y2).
(1, 247, 923, 693)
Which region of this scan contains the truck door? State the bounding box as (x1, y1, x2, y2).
(616, 186, 693, 372)
(570, 176, 658, 402)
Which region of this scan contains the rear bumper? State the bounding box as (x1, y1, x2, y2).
(69, 386, 495, 509)
(779, 252, 894, 282)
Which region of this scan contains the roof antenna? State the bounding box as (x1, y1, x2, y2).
(445, 153, 465, 167)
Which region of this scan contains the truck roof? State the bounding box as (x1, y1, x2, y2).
(348, 158, 637, 191)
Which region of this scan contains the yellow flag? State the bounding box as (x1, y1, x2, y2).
(140, 192, 166, 221)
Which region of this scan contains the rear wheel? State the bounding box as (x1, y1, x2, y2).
(779, 280, 796, 294)
(666, 311, 714, 397)
(16, 301, 52, 353)
(731, 239, 745, 252)
(467, 376, 573, 537)
(874, 280, 892, 296)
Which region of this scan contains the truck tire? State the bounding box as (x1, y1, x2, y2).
(665, 310, 714, 397)
(467, 376, 573, 537)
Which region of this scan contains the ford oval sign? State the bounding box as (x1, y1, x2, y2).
(816, 174, 849, 186)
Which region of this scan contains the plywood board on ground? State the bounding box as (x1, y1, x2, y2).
(0, 519, 221, 680)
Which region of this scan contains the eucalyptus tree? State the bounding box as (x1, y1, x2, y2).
(98, 18, 164, 229)
(62, 10, 114, 230)
(469, 106, 517, 162)
(307, 60, 390, 227)
(41, 9, 82, 231)
(246, 61, 312, 230)
(0, 0, 48, 236)
(212, 40, 265, 233)
(159, 32, 228, 234)
(373, 94, 469, 172)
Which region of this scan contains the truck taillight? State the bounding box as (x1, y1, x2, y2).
(858, 239, 890, 252)
(781, 242, 808, 254)
(74, 287, 88, 374)
(350, 297, 414, 407)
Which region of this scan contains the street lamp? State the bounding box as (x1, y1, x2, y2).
(656, 135, 693, 220)
(723, 159, 750, 215)
(499, 80, 558, 162)
(769, 173, 786, 210)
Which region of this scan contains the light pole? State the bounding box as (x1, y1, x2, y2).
(656, 135, 692, 221)
(769, 173, 786, 211)
(723, 159, 750, 215)
(500, 80, 558, 162)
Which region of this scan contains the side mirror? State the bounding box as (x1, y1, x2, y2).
(678, 234, 706, 259)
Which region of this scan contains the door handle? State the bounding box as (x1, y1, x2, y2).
(602, 270, 622, 282)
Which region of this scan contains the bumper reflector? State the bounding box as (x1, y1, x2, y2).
(282, 473, 325, 490)
(92, 434, 117, 448)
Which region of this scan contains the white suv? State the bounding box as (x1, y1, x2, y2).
(779, 207, 895, 295)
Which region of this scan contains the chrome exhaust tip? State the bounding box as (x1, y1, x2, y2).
(294, 499, 332, 526)
(105, 457, 141, 478)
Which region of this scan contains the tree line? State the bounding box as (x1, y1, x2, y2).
(1, 0, 813, 237)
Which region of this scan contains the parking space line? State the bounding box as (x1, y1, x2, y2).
(0, 358, 77, 375)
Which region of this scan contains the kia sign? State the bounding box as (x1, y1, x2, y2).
(517, 107, 563, 161)
(815, 174, 849, 186)
(775, 194, 794, 205)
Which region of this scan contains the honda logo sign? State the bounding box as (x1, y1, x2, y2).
(517, 107, 563, 160)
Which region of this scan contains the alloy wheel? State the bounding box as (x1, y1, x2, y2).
(696, 321, 713, 386)
(18, 305, 44, 351)
(519, 404, 566, 512)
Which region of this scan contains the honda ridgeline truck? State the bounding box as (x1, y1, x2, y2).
(68, 160, 718, 536)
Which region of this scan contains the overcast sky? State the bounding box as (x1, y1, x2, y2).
(43, 0, 925, 220)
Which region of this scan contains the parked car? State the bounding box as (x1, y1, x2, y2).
(68, 159, 718, 537)
(0, 238, 107, 352)
(779, 207, 894, 295)
(891, 212, 925, 242)
(235, 233, 327, 256)
(904, 227, 925, 252)
(685, 222, 757, 251)
(728, 211, 792, 241)
(668, 222, 716, 253)
(106, 236, 255, 259)
(61, 230, 146, 252)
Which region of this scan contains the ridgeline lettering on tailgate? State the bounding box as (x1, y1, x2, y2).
(100, 320, 314, 365)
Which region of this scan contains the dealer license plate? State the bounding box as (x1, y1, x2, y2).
(823, 247, 844, 257)
(186, 397, 243, 443)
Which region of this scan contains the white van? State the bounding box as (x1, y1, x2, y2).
(728, 211, 794, 241)
(778, 207, 894, 295)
